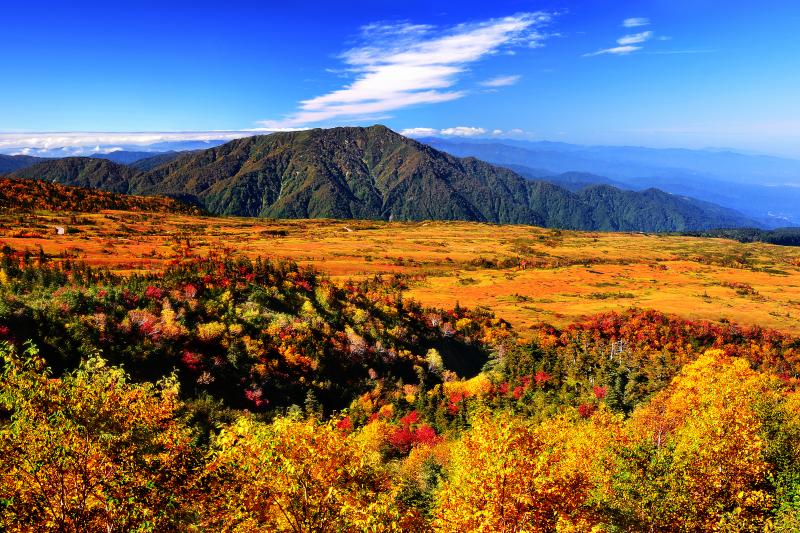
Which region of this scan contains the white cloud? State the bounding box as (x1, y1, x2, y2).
(260, 12, 554, 129)
(623, 17, 650, 28)
(400, 126, 488, 138)
(492, 129, 504, 135)
(583, 45, 642, 57)
(617, 31, 653, 46)
(440, 126, 487, 137)
(480, 74, 521, 87)
(400, 127, 440, 137)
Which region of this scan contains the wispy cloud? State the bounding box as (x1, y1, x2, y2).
(260, 13, 554, 129)
(480, 74, 521, 87)
(583, 45, 642, 57)
(617, 31, 653, 46)
(585, 20, 656, 57)
(623, 17, 650, 28)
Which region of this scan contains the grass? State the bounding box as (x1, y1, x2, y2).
(3, 210, 800, 337)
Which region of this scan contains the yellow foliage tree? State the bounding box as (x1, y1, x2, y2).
(0, 342, 197, 532)
(434, 409, 621, 532)
(199, 414, 407, 532)
(611, 349, 779, 531)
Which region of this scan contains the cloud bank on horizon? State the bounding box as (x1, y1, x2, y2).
(0, 131, 259, 156)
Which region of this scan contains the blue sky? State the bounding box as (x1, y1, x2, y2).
(2, 0, 799, 156)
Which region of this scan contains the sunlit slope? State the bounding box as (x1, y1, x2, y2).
(3, 212, 799, 335)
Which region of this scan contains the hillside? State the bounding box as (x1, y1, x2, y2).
(8, 126, 757, 231)
(5, 213, 799, 335)
(0, 177, 204, 214)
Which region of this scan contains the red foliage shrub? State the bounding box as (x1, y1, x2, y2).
(244, 387, 267, 408)
(144, 285, 164, 300)
(414, 424, 440, 446)
(400, 410, 420, 427)
(388, 426, 416, 454)
(336, 416, 353, 433)
(294, 279, 313, 292)
(183, 283, 198, 299)
(578, 403, 596, 419)
(180, 350, 204, 372)
(388, 422, 440, 453)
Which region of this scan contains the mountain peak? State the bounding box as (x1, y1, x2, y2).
(5, 126, 757, 231)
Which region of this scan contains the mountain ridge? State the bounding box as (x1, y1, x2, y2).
(7, 125, 759, 231)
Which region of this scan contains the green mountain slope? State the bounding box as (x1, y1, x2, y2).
(8, 126, 758, 231)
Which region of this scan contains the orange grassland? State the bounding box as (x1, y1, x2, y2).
(5, 210, 800, 337)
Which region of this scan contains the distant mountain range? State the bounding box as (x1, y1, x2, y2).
(3, 126, 758, 232)
(89, 150, 187, 171)
(0, 154, 44, 174)
(421, 137, 800, 227)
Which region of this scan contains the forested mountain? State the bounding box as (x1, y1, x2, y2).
(6, 126, 758, 231)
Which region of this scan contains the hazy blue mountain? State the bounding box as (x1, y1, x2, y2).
(0, 154, 44, 173)
(89, 150, 187, 170)
(505, 165, 632, 192)
(421, 137, 800, 226)
(424, 137, 800, 185)
(90, 151, 165, 165)
(142, 140, 228, 152)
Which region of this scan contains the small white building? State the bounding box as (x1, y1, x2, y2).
(55, 226, 65, 236)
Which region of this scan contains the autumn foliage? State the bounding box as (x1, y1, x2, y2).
(2, 247, 800, 531)
(0, 176, 202, 214)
